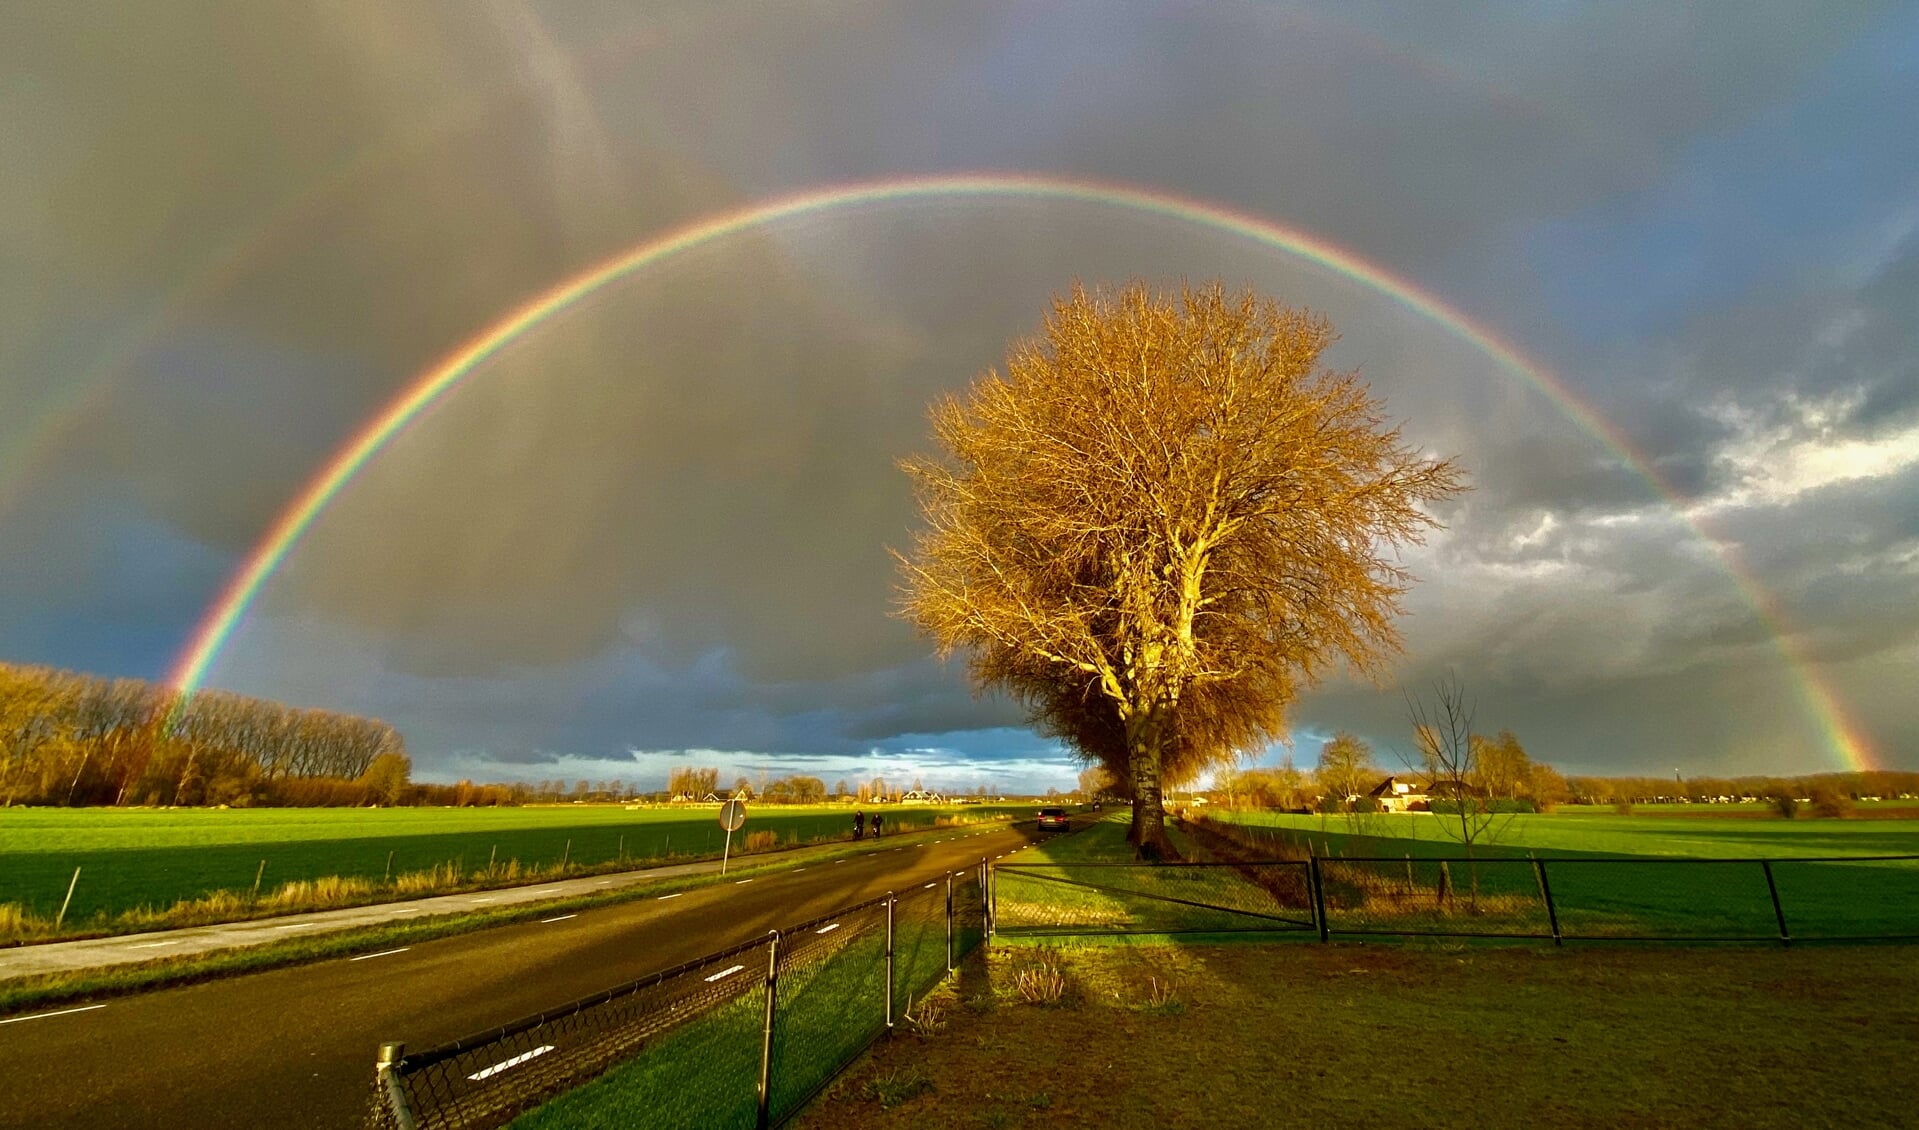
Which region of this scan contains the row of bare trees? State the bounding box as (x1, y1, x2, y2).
(1564, 770, 1919, 806)
(0, 662, 407, 807)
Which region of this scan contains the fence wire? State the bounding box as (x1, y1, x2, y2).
(371, 868, 987, 1130)
(1318, 856, 1553, 938)
(994, 861, 1316, 937)
(995, 853, 1919, 947)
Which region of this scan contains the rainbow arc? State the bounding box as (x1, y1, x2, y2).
(164, 172, 1877, 771)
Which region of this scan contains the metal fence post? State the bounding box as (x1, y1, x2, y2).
(1309, 854, 1329, 943)
(945, 872, 955, 974)
(755, 930, 780, 1130)
(1531, 854, 1562, 946)
(981, 859, 991, 940)
(1761, 861, 1790, 946)
(376, 1042, 417, 1130)
(884, 893, 896, 1030)
(988, 861, 998, 941)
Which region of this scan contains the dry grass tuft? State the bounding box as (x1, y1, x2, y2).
(1011, 946, 1071, 1005)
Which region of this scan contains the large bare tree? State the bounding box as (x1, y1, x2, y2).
(898, 281, 1464, 857)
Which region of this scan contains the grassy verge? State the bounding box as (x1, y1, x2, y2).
(509, 880, 964, 1128)
(0, 819, 1007, 1017)
(798, 940, 1919, 1129)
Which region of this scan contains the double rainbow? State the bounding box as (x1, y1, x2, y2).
(164, 172, 1877, 771)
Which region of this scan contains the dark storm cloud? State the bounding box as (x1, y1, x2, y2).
(3, 2, 1916, 778)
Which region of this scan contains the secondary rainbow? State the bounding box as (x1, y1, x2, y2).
(165, 172, 1878, 771)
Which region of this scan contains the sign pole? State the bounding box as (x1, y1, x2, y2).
(718, 798, 748, 877)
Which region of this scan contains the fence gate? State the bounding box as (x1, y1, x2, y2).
(991, 860, 1317, 938)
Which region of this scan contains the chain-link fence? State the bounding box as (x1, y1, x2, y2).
(993, 855, 1919, 946)
(369, 863, 988, 1130)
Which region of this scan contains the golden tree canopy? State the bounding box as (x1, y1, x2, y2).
(897, 280, 1465, 851)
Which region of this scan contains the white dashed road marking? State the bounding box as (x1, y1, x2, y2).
(541, 914, 577, 924)
(351, 948, 411, 962)
(705, 964, 746, 983)
(129, 940, 180, 949)
(735, 879, 753, 885)
(468, 1046, 555, 1081)
(816, 922, 841, 935)
(274, 922, 319, 930)
(0, 1004, 106, 1026)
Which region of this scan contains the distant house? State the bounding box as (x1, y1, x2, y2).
(669, 792, 698, 804)
(1369, 776, 1431, 813)
(900, 789, 943, 805)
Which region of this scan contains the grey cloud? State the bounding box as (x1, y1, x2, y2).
(3, 2, 1914, 775)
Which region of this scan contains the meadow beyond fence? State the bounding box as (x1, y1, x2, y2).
(369, 866, 986, 1130)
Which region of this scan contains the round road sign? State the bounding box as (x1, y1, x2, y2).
(719, 799, 747, 832)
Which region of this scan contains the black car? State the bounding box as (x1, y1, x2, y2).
(1036, 806, 1070, 831)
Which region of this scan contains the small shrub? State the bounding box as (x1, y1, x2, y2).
(863, 1067, 933, 1108)
(1613, 801, 1634, 815)
(743, 830, 779, 852)
(1808, 787, 1853, 819)
(1770, 793, 1799, 819)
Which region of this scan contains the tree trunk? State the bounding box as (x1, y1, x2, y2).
(1126, 704, 1174, 861)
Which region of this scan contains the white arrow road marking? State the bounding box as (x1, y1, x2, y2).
(467, 1045, 555, 1081)
(0, 1004, 106, 1026)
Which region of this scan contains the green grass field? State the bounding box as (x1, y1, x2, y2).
(0, 803, 1033, 923)
(1210, 807, 1919, 859)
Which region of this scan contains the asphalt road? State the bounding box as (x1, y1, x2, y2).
(0, 822, 1052, 1129)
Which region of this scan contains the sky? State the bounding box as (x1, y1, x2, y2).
(3, 2, 1916, 792)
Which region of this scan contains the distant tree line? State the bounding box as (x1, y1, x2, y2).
(0, 662, 410, 807)
(1209, 723, 1918, 816)
(1563, 770, 1919, 809)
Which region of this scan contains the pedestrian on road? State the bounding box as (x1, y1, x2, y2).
(871, 811, 883, 838)
(853, 810, 865, 841)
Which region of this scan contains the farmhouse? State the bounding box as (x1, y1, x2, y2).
(1369, 775, 1431, 813)
(900, 788, 943, 804)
